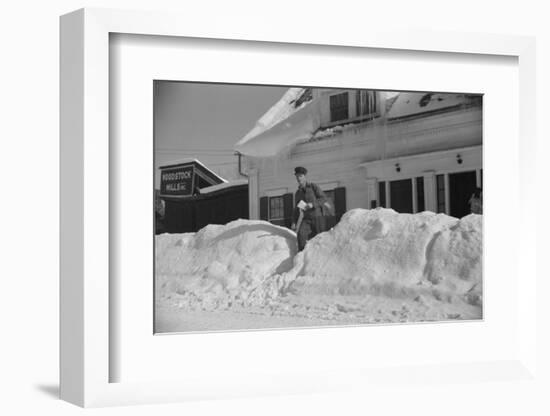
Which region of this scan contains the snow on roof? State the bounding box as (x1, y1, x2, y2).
(384, 93, 400, 113)
(234, 88, 320, 157)
(234, 90, 478, 156)
(386, 92, 470, 120)
(159, 158, 228, 183)
(199, 178, 248, 194)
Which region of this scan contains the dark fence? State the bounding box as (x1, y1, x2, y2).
(158, 185, 249, 234)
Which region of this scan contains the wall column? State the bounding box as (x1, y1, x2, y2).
(365, 178, 377, 208)
(476, 169, 482, 187)
(423, 171, 437, 213)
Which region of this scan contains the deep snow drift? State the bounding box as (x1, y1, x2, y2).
(155, 220, 298, 310)
(284, 209, 482, 305)
(155, 208, 482, 331)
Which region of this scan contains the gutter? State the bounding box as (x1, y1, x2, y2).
(234, 151, 248, 178)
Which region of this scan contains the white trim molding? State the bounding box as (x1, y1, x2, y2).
(317, 181, 340, 191)
(359, 145, 482, 181)
(264, 187, 288, 197)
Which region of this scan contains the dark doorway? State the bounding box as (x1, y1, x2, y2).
(390, 179, 413, 213)
(449, 171, 478, 218)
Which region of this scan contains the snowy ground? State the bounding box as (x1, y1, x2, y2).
(155, 208, 482, 333)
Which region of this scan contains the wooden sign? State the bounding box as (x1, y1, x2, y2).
(160, 164, 194, 196)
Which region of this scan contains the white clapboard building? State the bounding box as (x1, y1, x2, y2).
(234, 88, 482, 228)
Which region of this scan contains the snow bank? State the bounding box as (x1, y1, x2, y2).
(156, 208, 482, 314)
(155, 220, 298, 310)
(283, 208, 482, 306)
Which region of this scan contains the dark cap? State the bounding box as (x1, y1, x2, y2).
(294, 166, 307, 175)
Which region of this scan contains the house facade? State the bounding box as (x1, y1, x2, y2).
(236, 88, 482, 228)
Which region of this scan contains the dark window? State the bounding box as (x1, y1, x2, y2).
(330, 92, 349, 122)
(378, 181, 386, 207)
(355, 90, 377, 117)
(259, 196, 269, 221)
(334, 187, 347, 222)
(269, 196, 284, 221)
(416, 177, 425, 212)
(449, 171, 477, 218)
(390, 179, 413, 213)
(436, 174, 446, 213)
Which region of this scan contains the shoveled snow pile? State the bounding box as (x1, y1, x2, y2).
(156, 220, 298, 310)
(156, 208, 482, 323)
(283, 209, 482, 306)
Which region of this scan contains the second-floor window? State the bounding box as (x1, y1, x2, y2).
(356, 90, 377, 117)
(329, 92, 349, 122)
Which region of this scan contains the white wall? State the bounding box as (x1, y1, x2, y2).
(250, 103, 482, 215)
(2, 1, 549, 415)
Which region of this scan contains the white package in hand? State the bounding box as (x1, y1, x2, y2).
(297, 200, 308, 210)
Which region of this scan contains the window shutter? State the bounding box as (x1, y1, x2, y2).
(283, 193, 294, 228)
(259, 196, 269, 221)
(334, 187, 346, 221)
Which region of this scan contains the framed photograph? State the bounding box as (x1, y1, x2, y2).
(153, 81, 484, 334)
(60, 8, 538, 408)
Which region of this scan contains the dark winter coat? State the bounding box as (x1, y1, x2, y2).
(292, 182, 328, 223)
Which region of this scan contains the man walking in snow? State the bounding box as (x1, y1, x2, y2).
(291, 166, 329, 251)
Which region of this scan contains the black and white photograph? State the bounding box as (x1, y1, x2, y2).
(153, 82, 483, 333)
(3, 0, 545, 411)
